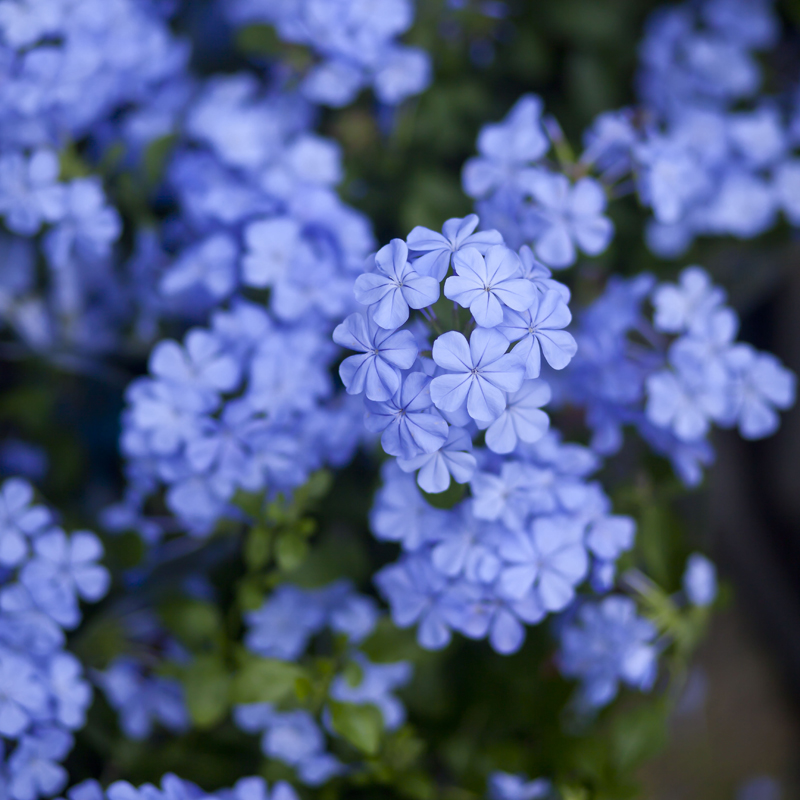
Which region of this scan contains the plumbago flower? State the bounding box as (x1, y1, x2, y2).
(336, 214, 640, 657)
(0, 477, 109, 798)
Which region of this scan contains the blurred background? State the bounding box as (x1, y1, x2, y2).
(3, 1, 799, 797)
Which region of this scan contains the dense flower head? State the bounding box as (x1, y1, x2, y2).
(551, 266, 796, 486)
(112, 298, 368, 537)
(221, 0, 431, 107)
(558, 596, 659, 709)
(334, 215, 654, 657)
(462, 96, 615, 267)
(0, 478, 108, 800)
(234, 580, 410, 785)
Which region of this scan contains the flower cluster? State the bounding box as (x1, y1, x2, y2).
(462, 0, 800, 265)
(235, 581, 412, 786)
(221, 0, 431, 107)
(462, 96, 615, 267)
(0, 0, 187, 353)
(557, 596, 659, 710)
(110, 299, 365, 537)
(335, 216, 639, 654)
(631, 0, 800, 255)
(0, 478, 110, 799)
(555, 265, 796, 486)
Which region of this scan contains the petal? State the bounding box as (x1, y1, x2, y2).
(469, 327, 511, 367)
(536, 330, 578, 370)
(430, 373, 472, 412)
(432, 331, 472, 372)
(365, 358, 401, 401)
(402, 273, 440, 310)
(372, 288, 410, 330)
(417, 454, 451, 494)
(467, 377, 506, 422)
(452, 247, 487, 281)
(469, 291, 503, 328)
(444, 275, 483, 308)
(573, 215, 614, 256)
(535, 224, 575, 268)
(354, 273, 394, 306)
(485, 412, 517, 454)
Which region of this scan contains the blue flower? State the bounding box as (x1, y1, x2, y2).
(370, 462, 449, 551)
(95, 657, 189, 740)
(430, 328, 525, 422)
(8, 726, 73, 800)
(683, 553, 717, 607)
(445, 245, 535, 328)
(651, 266, 725, 334)
(406, 214, 503, 282)
(483, 379, 551, 454)
(48, 652, 91, 730)
(488, 772, 551, 800)
(244, 585, 327, 661)
(364, 372, 449, 460)
(397, 425, 477, 494)
(20, 529, 109, 630)
(0, 478, 51, 567)
(497, 290, 577, 379)
(333, 313, 418, 401)
(0, 150, 64, 236)
(558, 596, 658, 709)
(329, 654, 412, 730)
(524, 173, 614, 268)
(242, 218, 303, 289)
(354, 239, 439, 329)
(496, 516, 588, 611)
(0, 650, 48, 737)
(159, 234, 239, 301)
(375, 554, 464, 650)
(462, 95, 550, 198)
(726, 344, 796, 439)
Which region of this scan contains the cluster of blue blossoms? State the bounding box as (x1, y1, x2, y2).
(221, 0, 431, 108)
(0, 0, 187, 354)
(236, 581, 411, 786)
(466, 0, 800, 262)
(0, 478, 110, 798)
(0, 0, 796, 796)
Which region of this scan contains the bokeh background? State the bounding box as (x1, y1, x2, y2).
(3, 1, 799, 797)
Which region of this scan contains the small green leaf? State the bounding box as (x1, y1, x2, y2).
(160, 598, 223, 650)
(143, 133, 177, 188)
(232, 655, 307, 704)
(342, 659, 364, 688)
(610, 701, 669, 772)
(275, 530, 310, 572)
(232, 489, 266, 520)
(244, 525, 272, 571)
(184, 655, 231, 729)
(237, 576, 265, 612)
(329, 700, 383, 756)
(236, 23, 281, 55)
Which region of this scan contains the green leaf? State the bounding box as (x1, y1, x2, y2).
(610, 701, 669, 772)
(275, 530, 310, 572)
(232, 655, 307, 704)
(143, 133, 177, 188)
(237, 576, 265, 612)
(236, 23, 281, 55)
(244, 525, 272, 571)
(232, 489, 266, 520)
(184, 655, 231, 729)
(160, 598, 223, 651)
(329, 700, 384, 756)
